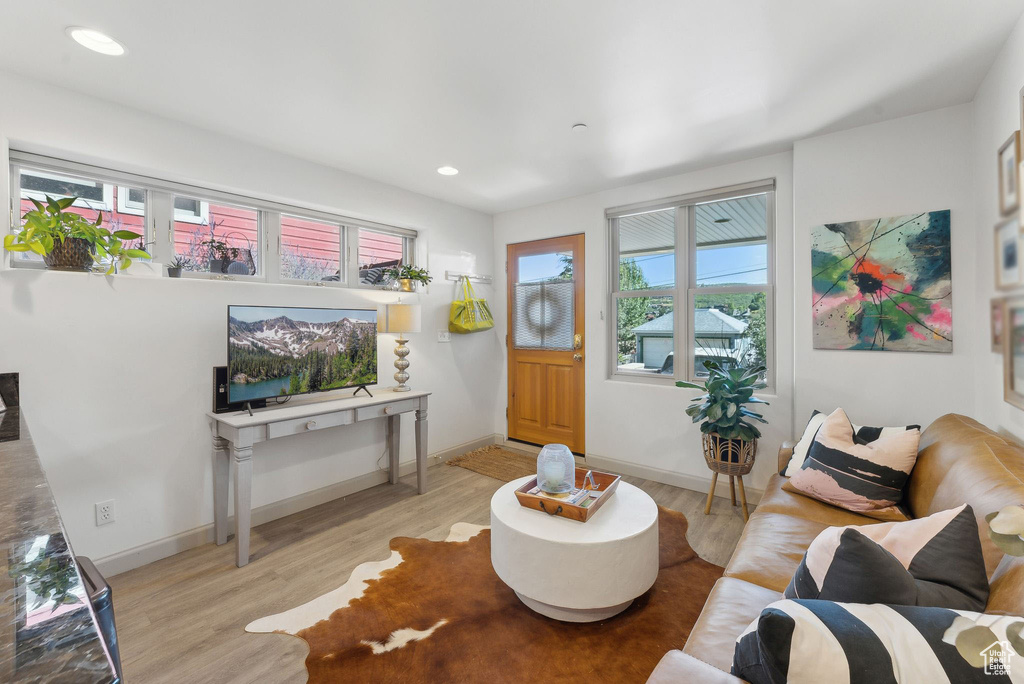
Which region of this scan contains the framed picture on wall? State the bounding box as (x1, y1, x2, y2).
(993, 297, 1006, 353)
(996, 216, 1021, 289)
(1005, 296, 1024, 410)
(999, 132, 1020, 215)
(1020, 85, 1024, 140)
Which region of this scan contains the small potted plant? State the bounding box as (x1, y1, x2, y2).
(201, 237, 240, 274)
(385, 264, 432, 292)
(167, 255, 189, 278)
(3, 195, 148, 274)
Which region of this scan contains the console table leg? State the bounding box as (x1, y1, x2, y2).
(212, 433, 230, 545)
(233, 442, 254, 567)
(387, 414, 401, 485)
(415, 408, 428, 494)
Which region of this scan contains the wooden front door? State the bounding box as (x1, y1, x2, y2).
(507, 234, 585, 453)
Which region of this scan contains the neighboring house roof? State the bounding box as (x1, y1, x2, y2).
(632, 309, 747, 335)
(632, 311, 674, 333)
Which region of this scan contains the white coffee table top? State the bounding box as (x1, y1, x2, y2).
(489, 475, 661, 621)
(490, 476, 658, 544)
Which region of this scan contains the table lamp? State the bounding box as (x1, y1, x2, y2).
(378, 302, 422, 392)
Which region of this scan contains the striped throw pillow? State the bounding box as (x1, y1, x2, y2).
(781, 410, 921, 477)
(785, 504, 989, 610)
(784, 408, 920, 520)
(732, 600, 1024, 684)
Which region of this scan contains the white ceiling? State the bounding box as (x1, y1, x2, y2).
(0, 1, 1020, 214)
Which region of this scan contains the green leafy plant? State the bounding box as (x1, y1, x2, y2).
(4, 195, 148, 274)
(676, 361, 769, 441)
(384, 264, 432, 284)
(201, 237, 240, 262)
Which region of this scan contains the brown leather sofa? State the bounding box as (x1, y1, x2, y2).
(647, 414, 1024, 682)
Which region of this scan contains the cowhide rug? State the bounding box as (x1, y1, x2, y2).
(246, 507, 722, 683)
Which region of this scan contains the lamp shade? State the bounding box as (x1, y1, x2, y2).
(378, 303, 421, 334)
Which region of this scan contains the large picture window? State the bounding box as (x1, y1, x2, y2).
(608, 181, 775, 388)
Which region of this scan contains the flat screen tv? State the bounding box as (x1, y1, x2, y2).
(227, 305, 378, 404)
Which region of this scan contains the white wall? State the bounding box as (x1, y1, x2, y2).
(791, 105, 976, 430)
(972, 14, 1024, 440)
(492, 152, 795, 494)
(0, 70, 501, 564)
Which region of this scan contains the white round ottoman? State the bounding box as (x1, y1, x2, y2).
(489, 475, 659, 622)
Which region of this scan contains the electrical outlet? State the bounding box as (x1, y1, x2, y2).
(437, 330, 452, 343)
(95, 500, 116, 526)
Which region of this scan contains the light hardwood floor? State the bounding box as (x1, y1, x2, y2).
(110, 461, 752, 683)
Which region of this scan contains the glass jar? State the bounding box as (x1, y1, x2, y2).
(537, 444, 575, 495)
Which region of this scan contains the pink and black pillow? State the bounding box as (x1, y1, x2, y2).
(784, 408, 920, 519)
(781, 409, 920, 477)
(784, 504, 989, 611)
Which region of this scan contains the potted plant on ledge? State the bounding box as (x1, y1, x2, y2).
(200, 237, 240, 274)
(677, 360, 768, 521)
(4, 196, 148, 274)
(384, 264, 432, 292)
(167, 255, 190, 278)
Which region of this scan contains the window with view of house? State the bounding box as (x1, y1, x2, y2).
(357, 228, 406, 285)
(6, 151, 417, 287)
(608, 182, 774, 387)
(173, 195, 261, 276)
(281, 214, 342, 282)
(11, 164, 148, 266)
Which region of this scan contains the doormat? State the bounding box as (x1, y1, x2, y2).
(446, 444, 537, 482)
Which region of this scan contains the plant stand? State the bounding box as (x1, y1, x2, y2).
(701, 433, 756, 522)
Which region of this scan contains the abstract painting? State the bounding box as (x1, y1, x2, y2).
(811, 210, 952, 352)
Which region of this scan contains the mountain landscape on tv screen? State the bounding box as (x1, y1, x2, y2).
(228, 313, 377, 401)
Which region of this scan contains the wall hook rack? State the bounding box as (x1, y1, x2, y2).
(445, 270, 492, 285)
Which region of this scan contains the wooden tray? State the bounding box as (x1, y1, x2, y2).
(514, 468, 621, 522)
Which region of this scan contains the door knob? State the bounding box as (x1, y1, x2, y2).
(573, 353, 583, 362)
(573, 334, 583, 350)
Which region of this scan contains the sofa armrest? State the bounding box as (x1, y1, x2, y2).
(647, 651, 745, 683)
(778, 441, 797, 474)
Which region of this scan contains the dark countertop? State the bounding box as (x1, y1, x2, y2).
(0, 408, 118, 682)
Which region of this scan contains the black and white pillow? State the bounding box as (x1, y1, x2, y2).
(733, 599, 1024, 684)
(781, 410, 921, 476)
(785, 504, 989, 611)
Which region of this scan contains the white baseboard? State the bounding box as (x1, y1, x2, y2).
(583, 452, 764, 505)
(97, 433, 502, 578)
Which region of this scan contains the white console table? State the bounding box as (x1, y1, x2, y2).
(208, 388, 430, 567)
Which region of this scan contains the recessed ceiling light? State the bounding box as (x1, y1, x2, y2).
(571, 123, 588, 132)
(66, 27, 126, 56)
(437, 166, 459, 176)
